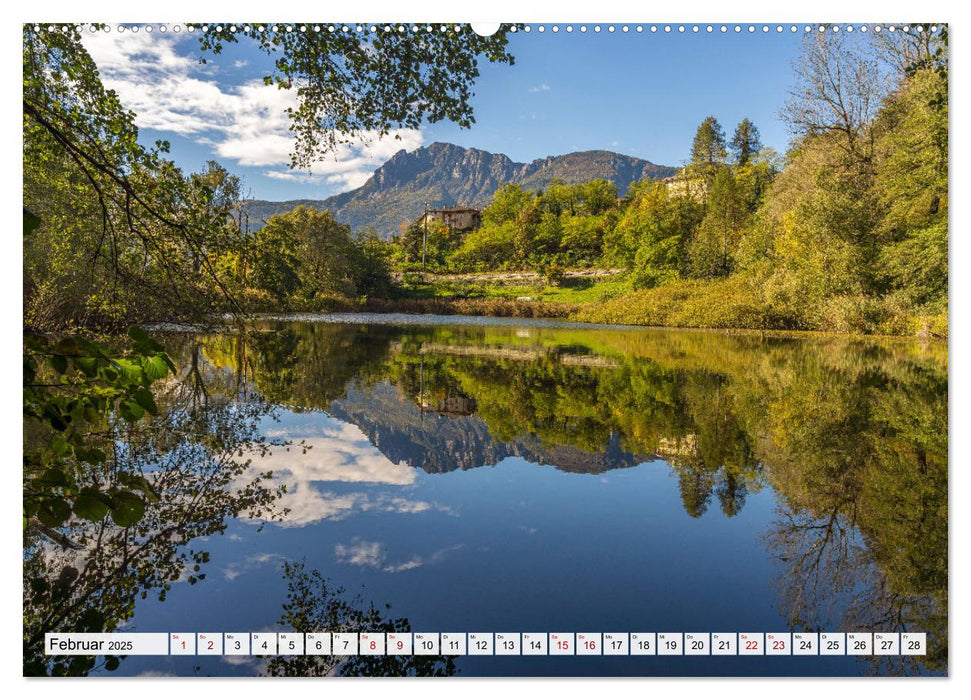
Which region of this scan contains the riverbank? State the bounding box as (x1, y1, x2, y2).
(362, 297, 577, 318)
(230, 271, 947, 340)
(375, 274, 947, 339)
(573, 278, 948, 339)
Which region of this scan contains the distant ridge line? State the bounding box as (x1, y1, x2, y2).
(242, 142, 678, 237)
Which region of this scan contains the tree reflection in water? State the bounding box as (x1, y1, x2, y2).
(264, 561, 455, 677)
(23, 340, 289, 676)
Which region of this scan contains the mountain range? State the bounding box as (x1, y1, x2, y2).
(242, 142, 677, 238)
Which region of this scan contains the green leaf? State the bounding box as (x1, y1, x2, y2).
(117, 473, 160, 503)
(109, 491, 145, 527)
(74, 356, 99, 377)
(37, 498, 71, 528)
(128, 327, 149, 344)
(48, 354, 68, 374)
(132, 386, 158, 415)
(38, 468, 69, 487)
(77, 447, 107, 465)
(53, 338, 80, 356)
(74, 488, 110, 522)
(113, 359, 142, 384)
(50, 437, 70, 457)
(119, 400, 145, 422)
(142, 355, 170, 382)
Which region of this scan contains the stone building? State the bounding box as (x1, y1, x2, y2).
(421, 206, 482, 232)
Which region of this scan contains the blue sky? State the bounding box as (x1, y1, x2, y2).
(82, 25, 807, 201)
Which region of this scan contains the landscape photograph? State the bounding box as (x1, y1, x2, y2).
(22, 21, 947, 677)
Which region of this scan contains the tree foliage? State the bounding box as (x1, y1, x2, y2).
(23, 328, 174, 534)
(196, 24, 516, 169)
(444, 180, 619, 272)
(689, 115, 727, 184)
(23, 26, 245, 332)
(577, 28, 947, 337)
(730, 118, 763, 166)
(251, 205, 393, 303)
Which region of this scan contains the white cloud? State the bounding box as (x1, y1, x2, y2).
(383, 557, 424, 573)
(335, 538, 462, 573)
(80, 31, 423, 192)
(248, 428, 419, 486)
(529, 83, 551, 93)
(222, 655, 261, 668)
(221, 551, 286, 582)
(248, 552, 286, 565)
(263, 171, 328, 184)
(335, 539, 385, 568)
(231, 419, 461, 527)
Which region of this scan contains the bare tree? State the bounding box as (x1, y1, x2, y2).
(872, 25, 944, 78)
(783, 30, 889, 166)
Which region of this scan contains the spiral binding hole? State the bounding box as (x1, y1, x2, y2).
(67, 22, 945, 37)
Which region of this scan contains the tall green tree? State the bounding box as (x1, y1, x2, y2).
(873, 68, 948, 308)
(605, 182, 703, 288)
(688, 166, 747, 277)
(729, 118, 762, 166)
(255, 206, 364, 300)
(690, 116, 727, 183)
(352, 230, 394, 297)
(250, 219, 302, 302)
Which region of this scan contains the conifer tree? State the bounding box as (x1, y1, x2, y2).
(730, 118, 763, 166)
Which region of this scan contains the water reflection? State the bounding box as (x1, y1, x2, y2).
(23, 350, 287, 675)
(206, 319, 946, 674)
(265, 561, 456, 677)
(24, 318, 947, 676)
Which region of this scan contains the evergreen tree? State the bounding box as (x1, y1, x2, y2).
(730, 118, 763, 166)
(690, 116, 728, 169)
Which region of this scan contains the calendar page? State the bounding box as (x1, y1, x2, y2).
(21, 7, 949, 682)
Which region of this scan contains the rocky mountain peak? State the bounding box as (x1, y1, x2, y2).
(243, 142, 677, 237)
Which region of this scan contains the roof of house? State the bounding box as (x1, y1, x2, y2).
(427, 206, 481, 213)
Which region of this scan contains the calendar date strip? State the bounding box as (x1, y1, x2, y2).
(45, 632, 928, 657)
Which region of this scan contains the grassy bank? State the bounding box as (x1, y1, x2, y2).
(394, 273, 628, 305)
(363, 297, 577, 318)
(232, 281, 580, 319)
(572, 277, 948, 339)
(234, 272, 947, 339)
